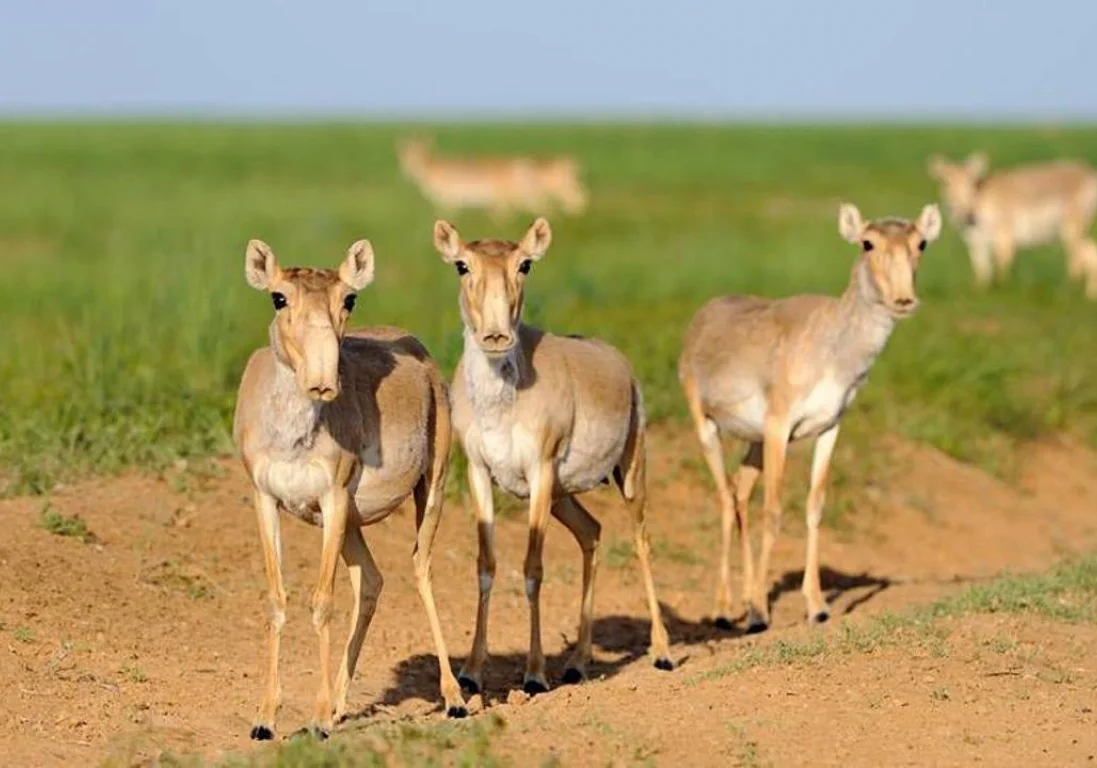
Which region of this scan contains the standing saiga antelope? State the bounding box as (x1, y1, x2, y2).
(398, 137, 589, 218)
(434, 217, 673, 695)
(233, 239, 467, 740)
(679, 203, 941, 632)
(928, 152, 1097, 298)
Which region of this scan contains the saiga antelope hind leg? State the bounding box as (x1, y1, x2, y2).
(733, 445, 763, 632)
(552, 494, 602, 684)
(331, 524, 383, 724)
(684, 374, 764, 632)
(411, 474, 469, 717)
(615, 408, 673, 671)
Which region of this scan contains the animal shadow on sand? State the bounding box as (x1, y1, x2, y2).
(767, 566, 896, 619)
(362, 604, 711, 716)
(359, 570, 889, 719)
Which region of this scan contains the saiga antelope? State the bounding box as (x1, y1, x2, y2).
(233, 239, 467, 739)
(679, 203, 942, 631)
(434, 217, 672, 695)
(398, 137, 588, 217)
(928, 152, 1097, 298)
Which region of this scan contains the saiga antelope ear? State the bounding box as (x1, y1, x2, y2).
(519, 217, 552, 260)
(340, 240, 375, 291)
(917, 204, 942, 244)
(965, 152, 989, 179)
(433, 220, 462, 263)
(245, 239, 280, 290)
(837, 203, 865, 244)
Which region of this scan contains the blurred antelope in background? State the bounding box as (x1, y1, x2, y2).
(928, 153, 1097, 298)
(233, 240, 467, 740)
(397, 137, 588, 217)
(679, 203, 941, 632)
(434, 217, 671, 696)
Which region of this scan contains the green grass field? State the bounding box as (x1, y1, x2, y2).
(2, 123, 1096, 496)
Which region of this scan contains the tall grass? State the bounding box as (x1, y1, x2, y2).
(1, 123, 1096, 494)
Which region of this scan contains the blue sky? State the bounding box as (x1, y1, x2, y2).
(1, 1, 1093, 118)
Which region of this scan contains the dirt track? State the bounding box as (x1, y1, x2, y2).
(2, 428, 1097, 766)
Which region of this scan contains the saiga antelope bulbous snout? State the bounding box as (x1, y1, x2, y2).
(295, 321, 342, 402)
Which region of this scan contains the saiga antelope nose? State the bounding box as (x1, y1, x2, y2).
(480, 331, 514, 349)
(307, 384, 338, 402)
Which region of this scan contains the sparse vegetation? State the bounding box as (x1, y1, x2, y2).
(2, 125, 1096, 498)
(137, 558, 217, 600)
(985, 634, 1019, 654)
(604, 538, 637, 570)
(121, 664, 148, 683)
(38, 503, 94, 542)
(927, 554, 1097, 622)
(691, 552, 1097, 684)
(603, 535, 703, 570)
(201, 713, 507, 767)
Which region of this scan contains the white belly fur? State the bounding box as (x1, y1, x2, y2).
(256, 457, 332, 523)
(790, 376, 859, 441)
(556, 433, 622, 494)
(470, 420, 620, 498)
(712, 377, 859, 444)
(713, 391, 768, 442)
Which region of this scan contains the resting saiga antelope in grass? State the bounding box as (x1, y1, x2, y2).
(233, 239, 467, 739)
(433, 217, 672, 695)
(680, 203, 942, 631)
(398, 137, 588, 217)
(928, 153, 1097, 298)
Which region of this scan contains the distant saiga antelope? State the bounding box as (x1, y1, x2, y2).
(928, 152, 1097, 298)
(398, 137, 588, 218)
(233, 239, 467, 739)
(680, 203, 942, 631)
(434, 217, 672, 695)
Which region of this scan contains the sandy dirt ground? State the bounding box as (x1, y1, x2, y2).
(2, 427, 1096, 766)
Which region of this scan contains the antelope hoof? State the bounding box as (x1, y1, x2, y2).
(522, 678, 549, 696)
(713, 616, 735, 631)
(746, 606, 769, 634)
(562, 667, 585, 685)
(447, 704, 469, 719)
(458, 675, 481, 696)
(653, 657, 674, 672)
(250, 724, 274, 741)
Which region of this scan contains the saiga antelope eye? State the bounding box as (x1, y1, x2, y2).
(518, 259, 533, 275)
(918, 239, 927, 252)
(271, 292, 287, 310)
(861, 240, 874, 252)
(455, 261, 469, 276)
(343, 294, 357, 312)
